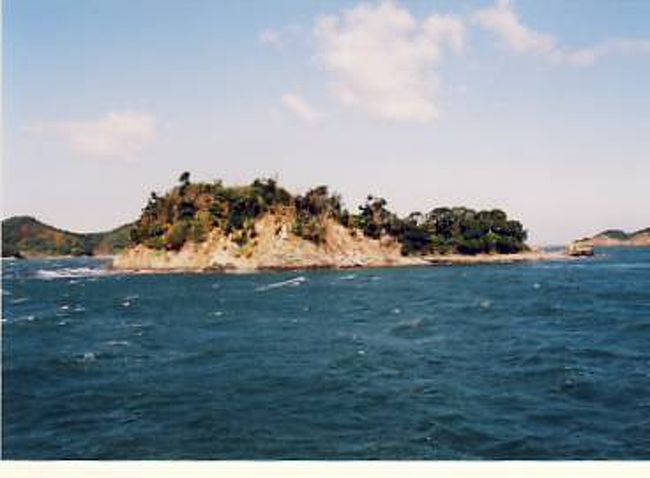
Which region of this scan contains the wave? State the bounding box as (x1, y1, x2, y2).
(35, 267, 108, 280)
(256, 276, 307, 292)
(339, 274, 357, 281)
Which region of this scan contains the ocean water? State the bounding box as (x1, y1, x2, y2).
(2, 249, 650, 459)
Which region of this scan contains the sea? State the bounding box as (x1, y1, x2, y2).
(2, 248, 650, 459)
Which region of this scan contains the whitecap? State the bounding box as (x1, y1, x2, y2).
(211, 311, 224, 317)
(533, 282, 541, 289)
(392, 308, 401, 314)
(479, 300, 492, 309)
(107, 340, 130, 347)
(256, 276, 306, 292)
(11, 297, 28, 305)
(80, 352, 96, 362)
(15, 315, 36, 323)
(340, 274, 357, 281)
(60, 305, 70, 311)
(36, 267, 107, 280)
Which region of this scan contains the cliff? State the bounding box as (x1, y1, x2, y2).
(113, 210, 419, 272)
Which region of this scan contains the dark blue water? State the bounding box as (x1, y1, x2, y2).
(3, 249, 650, 459)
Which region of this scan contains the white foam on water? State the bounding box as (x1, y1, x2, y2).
(211, 311, 224, 317)
(35, 267, 108, 280)
(14, 315, 36, 323)
(11, 297, 29, 304)
(340, 274, 357, 281)
(80, 352, 96, 362)
(107, 340, 130, 347)
(256, 276, 307, 292)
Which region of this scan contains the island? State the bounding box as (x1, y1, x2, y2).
(110, 173, 564, 272)
(1, 216, 132, 258)
(3, 173, 579, 271)
(585, 229, 650, 248)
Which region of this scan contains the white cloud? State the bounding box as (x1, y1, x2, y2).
(473, 0, 555, 55)
(474, 0, 650, 67)
(281, 93, 322, 123)
(259, 29, 282, 47)
(562, 39, 650, 67)
(313, 1, 465, 122)
(26, 111, 157, 159)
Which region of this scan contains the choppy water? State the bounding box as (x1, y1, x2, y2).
(2, 249, 650, 459)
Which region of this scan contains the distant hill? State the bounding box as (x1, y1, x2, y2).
(589, 227, 650, 247)
(1, 216, 133, 258)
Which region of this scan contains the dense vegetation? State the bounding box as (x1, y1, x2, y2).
(2, 174, 530, 258)
(129, 173, 529, 255)
(1, 216, 132, 258)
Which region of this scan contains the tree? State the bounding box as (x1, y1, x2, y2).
(179, 171, 191, 190)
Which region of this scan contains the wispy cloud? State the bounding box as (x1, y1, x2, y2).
(473, 0, 555, 56)
(26, 111, 157, 159)
(259, 25, 304, 49)
(281, 93, 322, 123)
(474, 0, 650, 66)
(259, 29, 283, 48)
(313, 1, 465, 123)
(561, 39, 650, 67)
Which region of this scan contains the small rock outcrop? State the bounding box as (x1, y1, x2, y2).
(567, 239, 595, 257)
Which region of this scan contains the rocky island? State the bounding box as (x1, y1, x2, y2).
(111, 173, 562, 273)
(585, 229, 650, 248)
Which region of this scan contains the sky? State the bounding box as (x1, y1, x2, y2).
(2, 0, 649, 245)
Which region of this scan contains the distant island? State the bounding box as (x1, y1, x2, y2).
(585, 229, 650, 247)
(1, 216, 132, 258)
(3, 172, 571, 270)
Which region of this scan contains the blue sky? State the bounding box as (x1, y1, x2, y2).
(3, 0, 649, 244)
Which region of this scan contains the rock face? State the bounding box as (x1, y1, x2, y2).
(113, 212, 422, 272)
(567, 240, 595, 257)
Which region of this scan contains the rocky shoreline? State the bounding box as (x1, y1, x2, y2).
(111, 248, 572, 275)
